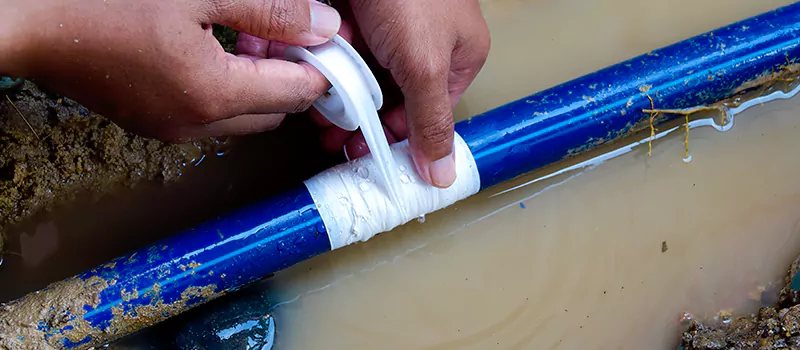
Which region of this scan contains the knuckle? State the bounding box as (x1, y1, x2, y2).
(192, 99, 225, 124)
(191, 69, 233, 123)
(420, 126, 452, 152)
(288, 95, 316, 113)
(475, 31, 491, 65)
(416, 114, 454, 149)
(266, 0, 299, 37)
(209, 0, 236, 18)
(285, 71, 324, 113)
(294, 90, 322, 113)
(363, 7, 409, 66)
(218, 0, 300, 38)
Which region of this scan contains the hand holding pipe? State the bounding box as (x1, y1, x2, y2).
(3, 3, 800, 348)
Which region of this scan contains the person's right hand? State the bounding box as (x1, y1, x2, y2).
(0, 0, 342, 142)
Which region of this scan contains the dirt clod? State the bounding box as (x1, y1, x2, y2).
(0, 82, 213, 257)
(680, 254, 800, 349)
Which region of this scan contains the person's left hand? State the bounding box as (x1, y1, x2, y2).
(239, 0, 490, 188)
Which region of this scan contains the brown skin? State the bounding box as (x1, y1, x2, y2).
(317, 0, 491, 188)
(0, 0, 490, 188)
(0, 0, 338, 141)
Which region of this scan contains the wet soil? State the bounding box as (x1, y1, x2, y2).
(0, 82, 214, 256)
(0, 26, 242, 259)
(681, 254, 800, 349)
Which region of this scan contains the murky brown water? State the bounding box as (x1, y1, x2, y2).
(4, 0, 800, 348)
(0, 122, 336, 301)
(260, 0, 800, 349)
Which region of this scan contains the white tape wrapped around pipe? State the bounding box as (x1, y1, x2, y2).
(305, 133, 481, 250)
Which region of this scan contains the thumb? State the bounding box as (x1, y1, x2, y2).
(207, 0, 341, 46)
(402, 59, 457, 189)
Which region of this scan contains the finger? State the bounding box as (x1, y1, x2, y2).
(401, 57, 457, 188)
(235, 33, 270, 57)
(177, 113, 286, 139)
(267, 42, 289, 58)
(309, 108, 334, 127)
(206, 0, 341, 46)
(344, 124, 398, 159)
(345, 133, 368, 159)
(336, 17, 356, 43)
(381, 104, 408, 141)
(319, 126, 352, 154)
(208, 55, 330, 120)
(447, 29, 491, 102)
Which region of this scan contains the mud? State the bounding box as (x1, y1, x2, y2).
(0, 275, 110, 349)
(0, 82, 213, 257)
(0, 25, 244, 259)
(0, 272, 219, 350)
(681, 254, 800, 349)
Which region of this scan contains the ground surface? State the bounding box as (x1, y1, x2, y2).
(0, 25, 240, 258)
(681, 255, 800, 349)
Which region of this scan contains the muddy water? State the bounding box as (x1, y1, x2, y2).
(4, 0, 800, 348)
(0, 123, 336, 301)
(260, 0, 800, 349)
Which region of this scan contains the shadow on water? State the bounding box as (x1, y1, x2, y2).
(0, 115, 338, 348)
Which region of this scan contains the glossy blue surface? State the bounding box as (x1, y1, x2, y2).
(11, 2, 800, 349)
(44, 186, 330, 348)
(456, 1, 800, 190)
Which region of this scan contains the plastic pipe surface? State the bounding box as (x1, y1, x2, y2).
(458, 1, 800, 189)
(3, 2, 800, 349)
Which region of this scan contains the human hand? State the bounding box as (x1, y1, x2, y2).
(0, 0, 342, 141)
(312, 0, 490, 188)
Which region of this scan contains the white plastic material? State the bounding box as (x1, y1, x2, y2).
(285, 35, 407, 220)
(304, 134, 481, 250)
(284, 35, 382, 132)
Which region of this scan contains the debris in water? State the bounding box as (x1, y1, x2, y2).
(647, 95, 656, 156)
(684, 114, 690, 160)
(662, 241, 668, 253)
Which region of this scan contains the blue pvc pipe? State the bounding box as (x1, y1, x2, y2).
(3, 2, 800, 349)
(459, 2, 800, 189)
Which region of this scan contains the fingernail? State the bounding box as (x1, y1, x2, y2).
(309, 1, 341, 39)
(429, 153, 456, 188)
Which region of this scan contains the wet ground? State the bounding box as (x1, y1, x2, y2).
(0, 25, 337, 303)
(0, 24, 240, 259)
(681, 254, 800, 349)
(0, 81, 207, 261)
(5, 1, 800, 349)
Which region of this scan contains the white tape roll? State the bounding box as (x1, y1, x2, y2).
(305, 133, 481, 250)
(284, 35, 382, 132)
(287, 36, 480, 249)
(285, 35, 408, 221)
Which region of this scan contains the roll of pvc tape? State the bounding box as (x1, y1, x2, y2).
(286, 36, 482, 250)
(284, 35, 383, 131)
(285, 35, 408, 221)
